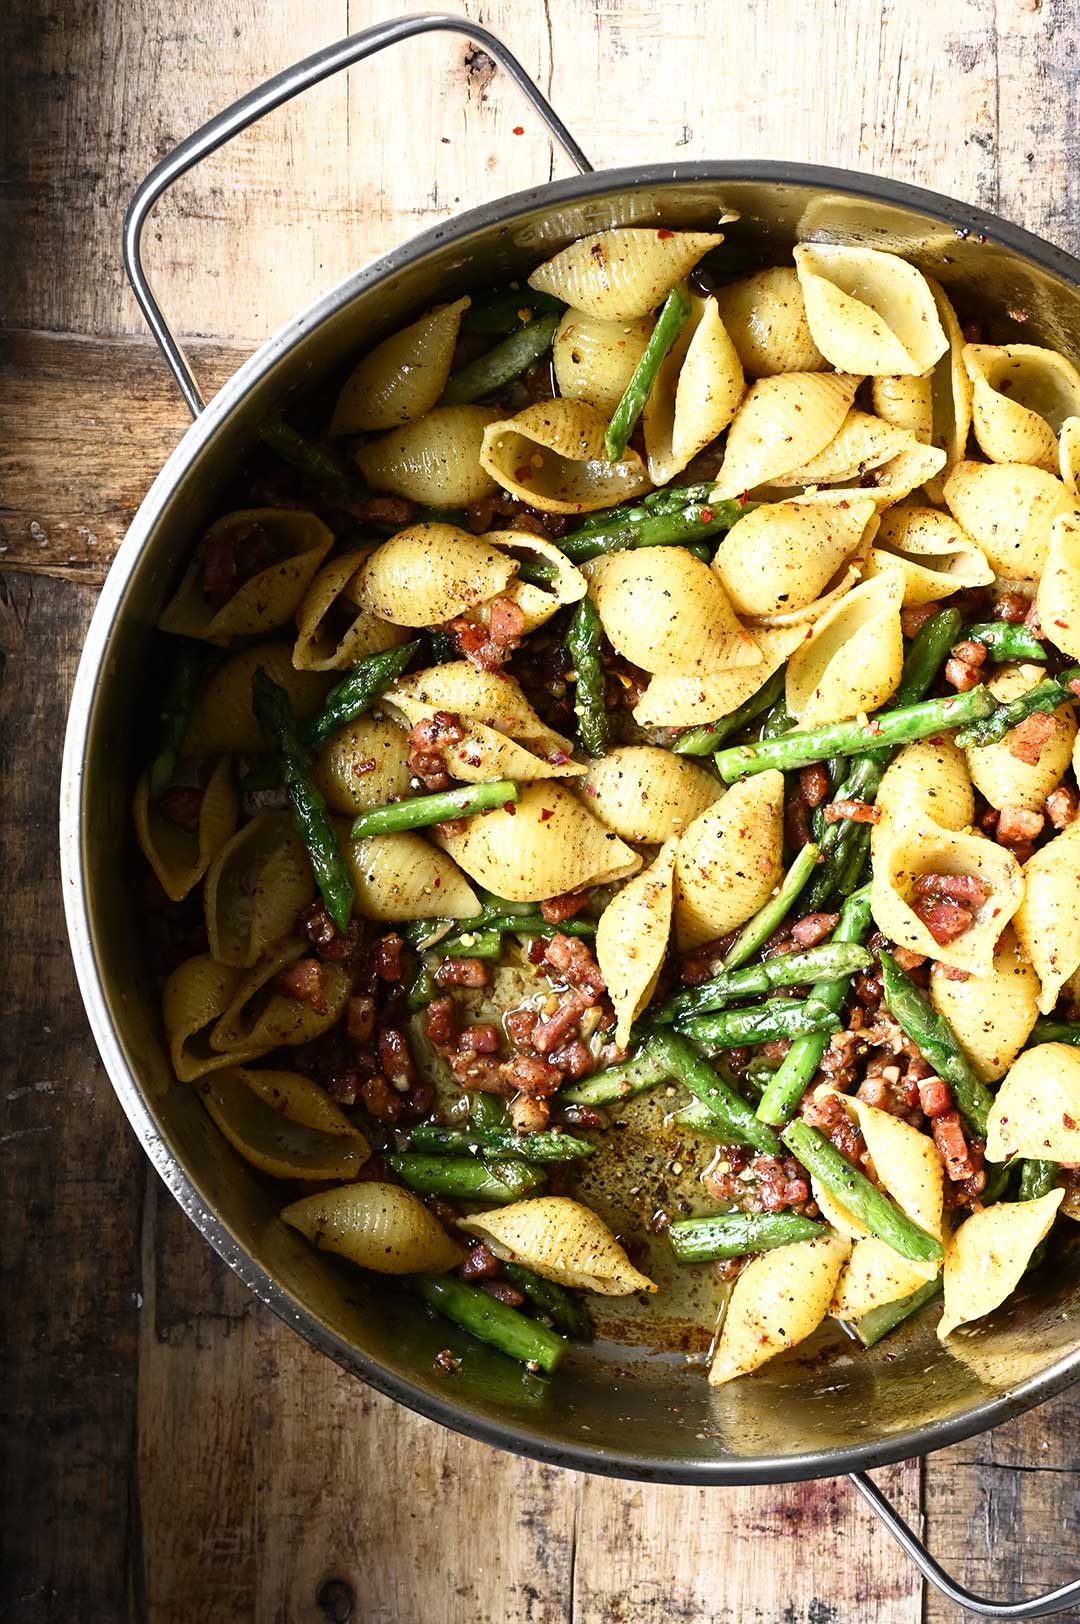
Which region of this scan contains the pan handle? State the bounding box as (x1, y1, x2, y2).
(122, 13, 593, 419)
(850, 1469, 1080, 1618)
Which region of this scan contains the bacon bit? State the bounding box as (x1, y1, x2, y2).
(510, 1093, 551, 1132)
(460, 1241, 500, 1280)
(425, 996, 457, 1048)
(504, 1007, 538, 1048)
(912, 897, 973, 945)
(993, 591, 1030, 624)
(785, 795, 814, 852)
(347, 994, 375, 1043)
(540, 889, 589, 924)
(548, 1038, 595, 1079)
(1067, 677, 1080, 700)
(359, 1073, 402, 1124)
(298, 900, 363, 962)
(1009, 711, 1056, 765)
(799, 763, 830, 809)
(789, 912, 840, 948)
(460, 1023, 500, 1054)
(822, 798, 881, 825)
(913, 872, 991, 908)
(324, 1070, 361, 1107)
(934, 961, 972, 981)
(353, 495, 417, 528)
(933, 1109, 977, 1180)
(532, 991, 591, 1053)
(945, 655, 983, 692)
(434, 817, 470, 837)
(543, 933, 605, 1000)
(374, 934, 406, 981)
(997, 806, 1045, 845)
(378, 1027, 416, 1089)
(503, 1053, 563, 1098)
(434, 957, 490, 988)
(950, 639, 987, 669)
(918, 1077, 953, 1118)
(892, 946, 927, 972)
(1024, 599, 1044, 636)
(200, 519, 278, 610)
(901, 600, 944, 638)
(157, 786, 204, 831)
(408, 711, 467, 791)
(1045, 785, 1079, 829)
(487, 594, 527, 648)
(274, 957, 327, 1013)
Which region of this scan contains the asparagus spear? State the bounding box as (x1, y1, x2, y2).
(303, 641, 420, 751)
(460, 286, 565, 336)
(782, 1119, 944, 1263)
(644, 1031, 781, 1154)
(416, 1275, 566, 1373)
(878, 950, 994, 1139)
(677, 996, 842, 1053)
(442, 313, 561, 405)
(406, 965, 438, 1012)
(605, 283, 691, 460)
(430, 926, 504, 960)
(349, 779, 518, 840)
(557, 1047, 672, 1107)
(259, 417, 368, 504)
(955, 667, 1080, 749)
(1031, 1018, 1080, 1046)
(852, 1277, 942, 1348)
(671, 666, 786, 756)
(559, 487, 753, 563)
(148, 638, 216, 796)
(966, 621, 1047, 663)
(667, 1211, 826, 1262)
(649, 940, 872, 1026)
(502, 1263, 593, 1339)
(386, 1153, 545, 1202)
(755, 886, 873, 1128)
(251, 668, 355, 931)
(715, 684, 996, 782)
(759, 695, 795, 740)
(566, 596, 610, 758)
(1019, 1159, 1058, 1201)
(408, 1124, 596, 1163)
(722, 842, 821, 970)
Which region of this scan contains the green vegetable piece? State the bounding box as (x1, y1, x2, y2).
(148, 639, 216, 797)
(566, 596, 610, 758)
(1019, 1158, 1058, 1202)
(416, 1275, 566, 1373)
(349, 779, 518, 840)
(406, 966, 438, 1013)
(955, 668, 1080, 750)
(560, 487, 753, 563)
(879, 949, 994, 1139)
(442, 313, 561, 404)
(966, 621, 1047, 663)
(676, 996, 841, 1053)
(460, 287, 565, 336)
(259, 417, 367, 504)
(432, 926, 504, 960)
(302, 641, 420, 752)
(722, 842, 821, 971)
(853, 1277, 942, 1347)
(604, 283, 691, 461)
(782, 1119, 944, 1264)
(1031, 1017, 1080, 1047)
(502, 1262, 593, 1339)
(650, 939, 871, 1026)
(407, 1124, 595, 1162)
(644, 1031, 781, 1154)
(386, 1153, 545, 1203)
(671, 666, 786, 756)
(557, 1048, 671, 1107)
(667, 1211, 826, 1262)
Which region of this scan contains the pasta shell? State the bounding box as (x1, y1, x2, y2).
(355, 524, 517, 627)
(632, 626, 810, 728)
(459, 1196, 657, 1293)
(711, 371, 860, 497)
(841, 1094, 944, 1247)
(783, 442, 947, 509)
(283, 1182, 465, 1274)
(292, 549, 410, 670)
(965, 662, 1076, 812)
(345, 831, 481, 922)
(210, 940, 351, 1053)
(203, 810, 315, 968)
(870, 814, 1024, 977)
(162, 954, 264, 1080)
(985, 1043, 1080, 1162)
(793, 244, 947, 375)
(928, 928, 1040, 1083)
(785, 571, 904, 726)
(712, 267, 828, 377)
(873, 739, 974, 840)
(158, 510, 335, 645)
(552, 308, 652, 416)
(132, 757, 237, 903)
(528, 228, 724, 321)
(714, 497, 876, 619)
(330, 297, 470, 432)
(588, 546, 758, 675)
(938, 1190, 1063, 1339)
(479, 399, 652, 514)
(580, 746, 721, 841)
(596, 840, 677, 1046)
(925, 279, 974, 504)
(643, 296, 745, 483)
(354, 405, 498, 505)
(708, 1232, 850, 1385)
(197, 1067, 369, 1182)
(1036, 511, 1080, 660)
(773, 411, 914, 488)
(1013, 819, 1080, 1012)
(865, 504, 994, 605)
(1060, 416, 1080, 495)
(385, 663, 572, 756)
(181, 643, 331, 757)
(831, 1237, 937, 1322)
(965, 343, 1080, 471)
(478, 530, 587, 634)
(870, 374, 933, 443)
(943, 460, 1079, 581)
(314, 717, 413, 816)
(674, 770, 784, 949)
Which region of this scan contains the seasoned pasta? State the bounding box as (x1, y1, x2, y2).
(938, 1191, 1063, 1338)
(199, 1067, 370, 1182)
(865, 505, 994, 605)
(714, 498, 876, 621)
(712, 267, 827, 377)
(528, 228, 725, 320)
(928, 929, 1040, 1083)
(355, 406, 499, 505)
(596, 840, 677, 1046)
(711, 370, 860, 496)
(965, 343, 1080, 470)
(479, 399, 652, 514)
(331, 297, 470, 433)
(587, 546, 758, 674)
(1013, 820, 1080, 1012)
(203, 811, 315, 967)
(356, 525, 517, 626)
(642, 295, 744, 483)
(292, 549, 409, 671)
(793, 244, 947, 375)
(1036, 511, 1080, 659)
(673, 771, 785, 948)
(709, 1233, 850, 1385)
(552, 309, 652, 416)
(283, 1183, 465, 1274)
(133, 757, 237, 903)
(964, 663, 1076, 811)
(459, 1197, 657, 1293)
(943, 460, 1079, 580)
(580, 747, 720, 842)
(785, 571, 905, 726)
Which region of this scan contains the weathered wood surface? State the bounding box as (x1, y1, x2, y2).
(2, 0, 1079, 1619)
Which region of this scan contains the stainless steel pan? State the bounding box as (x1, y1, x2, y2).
(59, 16, 1080, 1614)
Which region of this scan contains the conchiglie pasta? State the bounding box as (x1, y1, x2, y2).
(527, 227, 725, 321)
(587, 546, 758, 675)
(643, 296, 744, 484)
(313, 717, 413, 816)
(479, 399, 652, 514)
(708, 1232, 850, 1385)
(965, 343, 1080, 470)
(842, 1094, 944, 1249)
(965, 663, 1076, 811)
(870, 375, 933, 443)
(354, 405, 498, 505)
(711, 371, 860, 497)
(159, 510, 334, 644)
(938, 1190, 1063, 1338)
(580, 746, 721, 841)
(552, 308, 652, 416)
(785, 571, 904, 726)
(385, 663, 571, 756)
(713, 497, 876, 620)
(1036, 511, 1080, 659)
(712, 267, 828, 377)
(1013, 819, 1080, 1012)
(345, 831, 481, 922)
(283, 1182, 465, 1274)
(1061, 417, 1080, 495)
(673, 770, 784, 949)
(793, 243, 947, 375)
(943, 460, 1079, 581)
(162, 954, 265, 1080)
(596, 839, 677, 1046)
(292, 549, 409, 671)
(783, 441, 948, 510)
(209, 940, 351, 1053)
(459, 1196, 656, 1293)
(874, 739, 974, 838)
(985, 1043, 1080, 1162)
(772, 410, 914, 488)
(435, 783, 640, 903)
(132, 758, 237, 903)
(477, 530, 587, 634)
(330, 296, 469, 433)
(197, 1067, 369, 1182)
(928, 929, 1039, 1083)
(181, 644, 331, 757)
(203, 811, 315, 967)
(355, 524, 517, 627)
(831, 1238, 937, 1322)
(865, 504, 994, 605)
(632, 627, 810, 728)
(870, 814, 1024, 977)
(925, 278, 974, 503)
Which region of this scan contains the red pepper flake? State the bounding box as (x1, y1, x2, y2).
(738, 490, 749, 506)
(503, 801, 517, 815)
(540, 807, 555, 822)
(657, 227, 674, 239)
(699, 507, 713, 524)
(512, 125, 525, 136)
(1065, 1113, 1076, 1130)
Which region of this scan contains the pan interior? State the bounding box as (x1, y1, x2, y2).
(69, 169, 1080, 1482)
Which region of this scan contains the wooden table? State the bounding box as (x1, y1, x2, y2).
(3, 1, 1079, 1617)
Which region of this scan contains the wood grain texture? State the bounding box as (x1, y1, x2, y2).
(3, 0, 1080, 1619)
